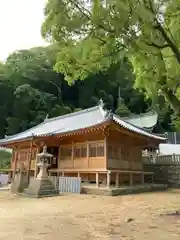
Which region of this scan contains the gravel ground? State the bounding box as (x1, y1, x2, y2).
(0, 190, 180, 239)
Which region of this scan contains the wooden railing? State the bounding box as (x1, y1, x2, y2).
(108, 159, 142, 170)
(143, 154, 180, 165)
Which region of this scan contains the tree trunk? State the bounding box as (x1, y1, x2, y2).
(163, 89, 180, 115)
(156, 23, 180, 64)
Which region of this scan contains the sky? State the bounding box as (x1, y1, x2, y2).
(0, 0, 47, 61)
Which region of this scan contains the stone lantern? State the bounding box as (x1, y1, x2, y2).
(36, 146, 53, 179)
(24, 145, 59, 198)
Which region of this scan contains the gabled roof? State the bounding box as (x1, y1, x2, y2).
(0, 102, 166, 145)
(122, 111, 158, 131)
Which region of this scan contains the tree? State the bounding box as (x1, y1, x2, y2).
(42, 0, 180, 114)
(0, 150, 11, 169)
(0, 43, 161, 137)
(116, 101, 131, 117)
(0, 63, 14, 137)
(3, 47, 75, 135)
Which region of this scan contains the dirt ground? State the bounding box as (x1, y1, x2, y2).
(0, 190, 180, 240)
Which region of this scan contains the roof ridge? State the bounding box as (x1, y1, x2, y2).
(44, 105, 100, 123)
(1, 104, 102, 141)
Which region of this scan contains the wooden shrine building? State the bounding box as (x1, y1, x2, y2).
(0, 100, 166, 187)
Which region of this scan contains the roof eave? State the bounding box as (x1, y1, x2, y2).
(0, 121, 109, 147)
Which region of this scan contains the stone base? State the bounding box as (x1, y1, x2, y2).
(81, 184, 168, 196)
(10, 173, 29, 193)
(24, 177, 59, 198)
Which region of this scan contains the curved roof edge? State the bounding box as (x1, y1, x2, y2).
(0, 101, 166, 146)
(122, 111, 158, 129)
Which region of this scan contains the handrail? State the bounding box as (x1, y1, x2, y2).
(48, 168, 154, 174)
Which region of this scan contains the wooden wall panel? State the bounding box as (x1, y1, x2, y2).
(73, 158, 88, 168)
(88, 157, 105, 169)
(58, 139, 106, 170)
(107, 130, 143, 170)
(59, 159, 73, 169)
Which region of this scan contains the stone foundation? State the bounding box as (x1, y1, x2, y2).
(10, 172, 29, 193)
(81, 184, 168, 196)
(23, 178, 59, 198)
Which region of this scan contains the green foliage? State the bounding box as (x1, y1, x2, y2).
(0, 150, 11, 169)
(171, 114, 180, 131)
(116, 102, 131, 117)
(42, 0, 180, 114)
(0, 42, 172, 138)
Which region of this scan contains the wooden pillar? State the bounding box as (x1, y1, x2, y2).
(152, 174, 154, 183)
(130, 147, 133, 170)
(12, 148, 19, 179)
(11, 150, 15, 179)
(87, 142, 89, 168)
(96, 172, 99, 187)
(104, 136, 108, 169)
(141, 172, 144, 184)
(115, 172, 119, 188)
(34, 146, 40, 177)
(107, 171, 111, 188)
(58, 146, 61, 169)
(77, 172, 80, 178)
(72, 142, 74, 168)
(10, 150, 15, 171)
(129, 172, 133, 186)
(27, 138, 33, 181)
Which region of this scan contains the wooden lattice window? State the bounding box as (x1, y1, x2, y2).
(74, 144, 87, 158)
(61, 147, 72, 160)
(121, 148, 130, 161)
(89, 142, 104, 157)
(108, 145, 120, 159)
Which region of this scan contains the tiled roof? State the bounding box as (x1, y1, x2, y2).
(0, 102, 166, 145)
(122, 111, 158, 130)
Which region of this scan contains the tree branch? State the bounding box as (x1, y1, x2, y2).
(68, 0, 115, 34)
(144, 0, 180, 64)
(146, 42, 170, 49)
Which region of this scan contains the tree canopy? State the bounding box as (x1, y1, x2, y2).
(0, 44, 160, 139)
(42, 0, 180, 114)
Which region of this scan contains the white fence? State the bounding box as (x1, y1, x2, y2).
(50, 176, 81, 194)
(0, 174, 9, 185)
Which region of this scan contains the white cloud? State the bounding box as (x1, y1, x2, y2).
(0, 0, 47, 61)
